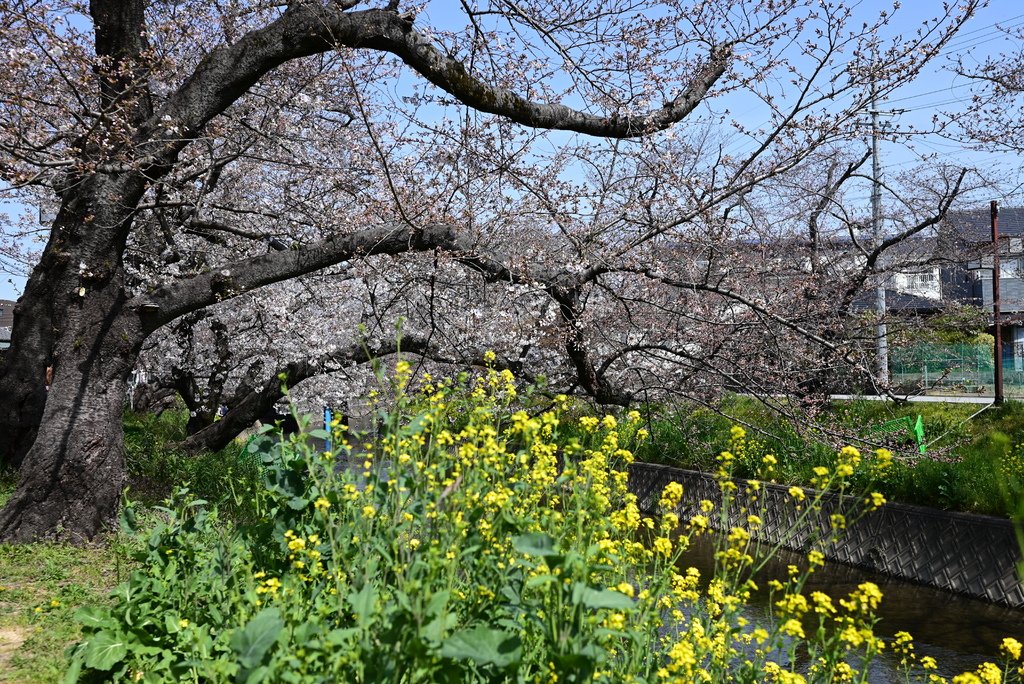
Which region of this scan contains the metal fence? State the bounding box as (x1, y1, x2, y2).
(628, 462, 1024, 607)
(890, 343, 1024, 395)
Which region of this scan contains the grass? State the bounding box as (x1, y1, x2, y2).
(0, 406, 263, 682)
(633, 395, 1024, 517)
(0, 539, 127, 683)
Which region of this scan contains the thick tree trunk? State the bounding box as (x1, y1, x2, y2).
(0, 177, 143, 470)
(0, 356, 132, 542)
(0, 172, 146, 541)
(0, 290, 143, 542)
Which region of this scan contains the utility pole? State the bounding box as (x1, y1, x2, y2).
(992, 200, 1004, 405)
(870, 84, 888, 388)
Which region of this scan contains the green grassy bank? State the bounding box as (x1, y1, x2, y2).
(631, 396, 1024, 517)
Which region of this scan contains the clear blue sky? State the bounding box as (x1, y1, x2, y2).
(2, 0, 1021, 302)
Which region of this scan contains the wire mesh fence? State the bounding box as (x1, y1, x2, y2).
(890, 343, 1024, 395)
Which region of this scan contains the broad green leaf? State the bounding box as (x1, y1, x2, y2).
(393, 589, 413, 612)
(572, 583, 635, 610)
(60, 644, 84, 684)
(245, 666, 270, 684)
(325, 628, 360, 646)
(441, 626, 522, 668)
(83, 632, 128, 671)
(230, 607, 283, 669)
(75, 606, 113, 630)
(164, 614, 182, 634)
(512, 532, 559, 558)
(422, 613, 458, 643)
(525, 574, 557, 589)
(119, 505, 138, 535)
(425, 590, 450, 617)
(347, 584, 377, 628)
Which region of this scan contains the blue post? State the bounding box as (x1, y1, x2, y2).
(324, 406, 332, 454)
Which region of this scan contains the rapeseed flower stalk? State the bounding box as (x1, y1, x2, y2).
(68, 364, 1024, 683)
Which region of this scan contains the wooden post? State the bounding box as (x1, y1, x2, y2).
(992, 200, 1004, 405)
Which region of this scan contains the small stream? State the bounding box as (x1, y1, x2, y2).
(677, 534, 1024, 681)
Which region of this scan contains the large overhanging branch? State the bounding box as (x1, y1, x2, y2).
(134, 223, 465, 332)
(130, 4, 732, 176)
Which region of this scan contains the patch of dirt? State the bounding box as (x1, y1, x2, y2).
(0, 626, 29, 669)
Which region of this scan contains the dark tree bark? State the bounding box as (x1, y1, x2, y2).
(0, 174, 148, 541)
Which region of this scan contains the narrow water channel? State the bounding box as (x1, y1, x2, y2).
(677, 534, 1024, 681)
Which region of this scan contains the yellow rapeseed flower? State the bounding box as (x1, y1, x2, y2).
(1001, 637, 1023, 660)
(780, 618, 805, 639)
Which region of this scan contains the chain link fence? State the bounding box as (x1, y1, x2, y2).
(890, 343, 1024, 395)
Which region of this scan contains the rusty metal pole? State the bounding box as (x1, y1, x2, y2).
(992, 200, 1004, 405)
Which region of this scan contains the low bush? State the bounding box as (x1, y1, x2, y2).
(123, 408, 264, 521)
(65, 365, 1023, 683)
(636, 396, 1024, 516)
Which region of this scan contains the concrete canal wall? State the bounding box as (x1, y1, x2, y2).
(628, 462, 1024, 608)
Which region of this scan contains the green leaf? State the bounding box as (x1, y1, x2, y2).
(347, 584, 377, 628)
(164, 614, 182, 634)
(393, 589, 413, 612)
(512, 532, 559, 558)
(244, 666, 270, 684)
(83, 632, 129, 671)
(119, 505, 138, 535)
(325, 628, 360, 646)
(75, 606, 113, 631)
(525, 574, 557, 589)
(230, 607, 283, 669)
(425, 590, 450, 617)
(422, 613, 458, 643)
(60, 644, 84, 684)
(441, 626, 522, 668)
(572, 584, 635, 610)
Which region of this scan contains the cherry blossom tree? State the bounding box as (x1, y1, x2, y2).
(0, 0, 979, 542)
(950, 20, 1024, 154)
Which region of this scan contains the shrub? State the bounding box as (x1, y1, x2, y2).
(123, 408, 264, 520)
(67, 366, 1022, 683)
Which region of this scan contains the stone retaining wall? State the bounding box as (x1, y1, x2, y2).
(628, 462, 1024, 608)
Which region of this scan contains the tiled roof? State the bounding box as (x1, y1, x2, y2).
(850, 289, 945, 314)
(946, 207, 1024, 241)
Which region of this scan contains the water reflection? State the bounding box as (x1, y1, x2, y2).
(677, 534, 1024, 680)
